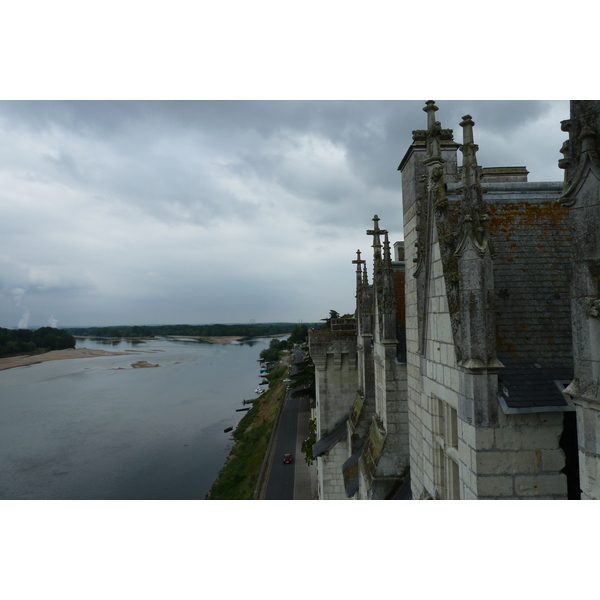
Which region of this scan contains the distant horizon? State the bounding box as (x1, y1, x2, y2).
(2, 320, 323, 331)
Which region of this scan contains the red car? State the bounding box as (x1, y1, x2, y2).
(283, 453, 293, 464)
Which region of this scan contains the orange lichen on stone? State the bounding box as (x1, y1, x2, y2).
(488, 200, 570, 234)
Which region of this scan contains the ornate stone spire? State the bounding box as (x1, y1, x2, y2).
(454, 114, 501, 375)
(352, 249, 366, 293)
(366, 214, 387, 257)
(459, 115, 480, 191)
(423, 100, 441, 159)
(455, 115, 494, 258)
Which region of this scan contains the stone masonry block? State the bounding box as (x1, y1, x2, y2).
(494, 427, 522, 450)
(541, 449, 566, 472)
(474, 428, 495, 451)
(514, 473, 567, 498)
(458, 440, 472, 468)
(518, 426, 563, 450)
(476, 475, 514, 498)
(476, 450, 541, 476)
(459, 421, 476, 448)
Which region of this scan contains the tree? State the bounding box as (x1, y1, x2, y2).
(301, 419, 317, 465)
(290, 356, 315, 401)
(288, 324, 309, 345)
(318, 309, 340, 330)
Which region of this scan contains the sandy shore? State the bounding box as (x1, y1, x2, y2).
(0, 348, 129, 372)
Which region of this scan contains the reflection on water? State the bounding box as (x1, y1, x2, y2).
(82, 337, 149, 347)
(0, 336, 286, 500)
(239, 340, 258, 347)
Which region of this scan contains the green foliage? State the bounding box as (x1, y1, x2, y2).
(206, 417, 271, 500)
(232, 400, 261, 439)
(0, 327, 76, 358)
(259, 347, 281, 363)
(301, 418, 317, 466)
(288, 323, 309, 345)
(266, 365, 287, 388)
(290, 356, 316, 401)
(207, 369, 287, 500)
(259, 338, 288, 363)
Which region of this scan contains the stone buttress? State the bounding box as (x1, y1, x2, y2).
(559, 100, 600, 499)
(309, 319, 357, 499)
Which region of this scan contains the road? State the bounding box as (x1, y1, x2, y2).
(263, 349, 312, 500)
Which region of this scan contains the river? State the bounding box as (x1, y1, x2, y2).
(0, 336, 283, 500)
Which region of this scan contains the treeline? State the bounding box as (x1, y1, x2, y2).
(258, 323, 310, 362)
(65, 322, 317, 340)
(0, 327, 76, 358)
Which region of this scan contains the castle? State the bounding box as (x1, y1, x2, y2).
(308, 100, 600, 500)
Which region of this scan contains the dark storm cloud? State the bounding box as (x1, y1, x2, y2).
(0, 100, 570, 327)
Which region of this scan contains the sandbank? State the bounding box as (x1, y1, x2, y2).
(131, 360, 159, 368)
(0, 348, 129, 372)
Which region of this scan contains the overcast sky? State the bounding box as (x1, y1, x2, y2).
(0, 100, 569, 328)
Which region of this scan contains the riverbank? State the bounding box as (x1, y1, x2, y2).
(206, 355, 291, 499)
(0, 348, 129, 372)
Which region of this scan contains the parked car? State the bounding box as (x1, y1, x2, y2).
(283, 453, 293, 464)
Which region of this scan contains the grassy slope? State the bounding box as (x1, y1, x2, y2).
(206, 362, 288, 500)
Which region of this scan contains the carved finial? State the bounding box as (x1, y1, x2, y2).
(352, 249, 366, 291)
(412, 101, 453, 144)
(423, 101, 439, 131)
(423, 101, 443, 158)
(460, 115, 475, 143)
(455, 113, 494, 258)
(366, 214, 388, 253)
(352, 249, 364, 272)
(460, 114, 480, 188)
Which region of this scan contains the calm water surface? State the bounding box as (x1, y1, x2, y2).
(0, 336, 280, 500)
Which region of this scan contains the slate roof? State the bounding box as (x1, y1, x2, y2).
(312, 417, 348, 457)
(497, 351, 573, 413)
(485, 183, 574, 412)
(444, 181, 575, 413)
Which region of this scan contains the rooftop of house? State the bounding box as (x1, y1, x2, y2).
(447, 180, 573, 412)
